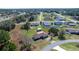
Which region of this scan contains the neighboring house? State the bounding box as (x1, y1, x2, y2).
(50, 26, 59, 28)
(32, 33, 48, 41)
(68, 22, 76, 26)
(63, 21, 76, 26)
(68, 23, 76, 26)
(76, 22, 79, 24)
(54, 21, 63, 25)
(72, 16, 79, 20)
(66, 29, 79, 34)
(55, 16, 64, 21)
(30, 22, 40, 26)
(63, 22, 68, 25)
(43, 22, 51, 26)
(43, 22, 51, 28)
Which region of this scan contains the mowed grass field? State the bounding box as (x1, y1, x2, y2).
(60, 42, 79, 51)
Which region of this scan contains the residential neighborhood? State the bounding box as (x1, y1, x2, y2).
(0, 9, 79, 51)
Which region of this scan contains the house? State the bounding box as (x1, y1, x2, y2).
(76, 22, 79, 24)
(43, 21, 51, 28)
(63, 22, 68, 25)
(68, 23, 76, 26)
(68, 22, 76, 26)
(73, 16, 79, 20)
(66, 29, 79, 35)
(55, 16, 64, 21)
(50, 25, 59, 28)
(32, 33, 48, 41)
(30, 22, 40, 26)
(43, 22, 51, 26)
(64, 21, 76, 26)
(54, 21, 63, 25)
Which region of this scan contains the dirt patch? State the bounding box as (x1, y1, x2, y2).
(10, 25, 23, 50)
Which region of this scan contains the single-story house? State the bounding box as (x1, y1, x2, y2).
(72, 16, 79, 20)
(76, 22, 79, 24)
(43, 22, 51, 28)
(64, 21, 76, 26)
(66, 29, 79, 34)
(43, 22, 51, 26)
(54, 22, 63, 25)
(68, 22, 76, 26)
(55, 16, 64, 21)
(32, 33, 48, 41)
(50, 26, 59, 28)
(68, 23, 76, 26)
(30, 22, 40, 26)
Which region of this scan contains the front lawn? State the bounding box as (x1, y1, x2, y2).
(65, 34, 79, 40)
(60, 42, 79, 51)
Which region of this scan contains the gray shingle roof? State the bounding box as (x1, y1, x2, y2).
(32, 33, 48, 41)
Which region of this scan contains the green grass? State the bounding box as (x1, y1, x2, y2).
(65, 34, 79, 40)
(53, 36, 59, 41)
(21, 25, 49, 38)
(35, 25, 49, 33)
(21, 28, 36, 38)
(60, 42, 79, 51)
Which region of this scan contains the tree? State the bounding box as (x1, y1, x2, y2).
(0, 30, 10, 44)
(20, 44, 32, 51)
(28, 15, 38, 22)
(0, 30, 16, 51)
(1, 42, 16, 51)
(0, 20, 15, 31)
(58, 31, 65, 40)
(22, 22, 30, 31)
(20, 35, 32, 51)
(15, 15, 26, 23)
(48, 27, 59, 36)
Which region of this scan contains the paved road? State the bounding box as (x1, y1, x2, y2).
(41, 40, 79, 51)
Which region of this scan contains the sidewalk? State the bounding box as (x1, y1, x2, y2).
(53, 46, 66, 51)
